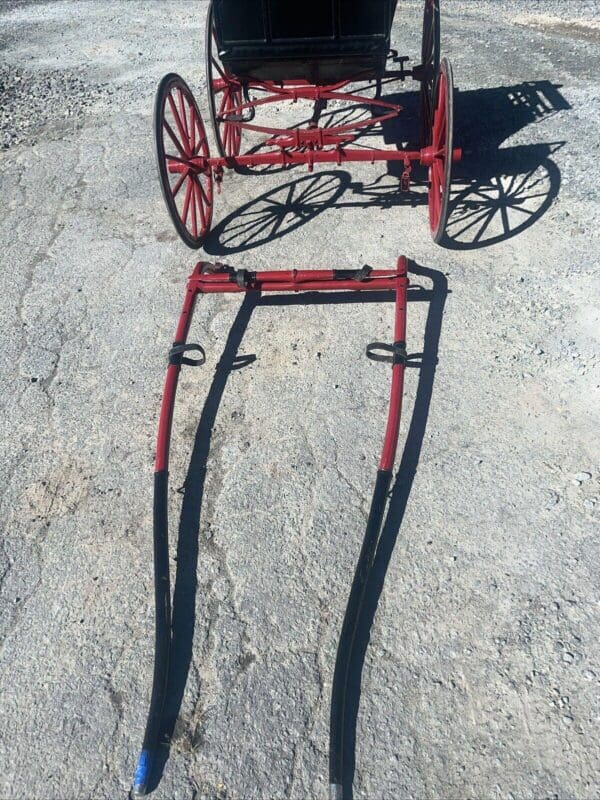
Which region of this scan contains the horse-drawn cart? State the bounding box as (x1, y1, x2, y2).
(132, 3, 459, 797)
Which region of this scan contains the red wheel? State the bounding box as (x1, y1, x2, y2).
(206, 2, 243, 158)
(427, 57, 454, 244)
(154, 73, 214, 249)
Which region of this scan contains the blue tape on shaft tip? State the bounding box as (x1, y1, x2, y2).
(132, 749, 151, 795)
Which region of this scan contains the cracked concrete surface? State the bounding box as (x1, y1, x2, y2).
(0, 1, 599, 798)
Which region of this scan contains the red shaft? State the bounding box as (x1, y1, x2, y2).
(379, 256, 408, 471)
(155, 283, 198, 472)
(194, 278, 400, 293)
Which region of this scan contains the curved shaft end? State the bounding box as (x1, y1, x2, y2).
(330, 783, 343, 800)
(130, 748, 152, 797)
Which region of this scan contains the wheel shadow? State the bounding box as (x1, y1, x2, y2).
(202, 81, 570, 255)
(440, 79, 570, 249)
(203, 170, 352, 255)
(146, 261, 447, 795)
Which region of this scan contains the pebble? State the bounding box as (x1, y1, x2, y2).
(0, 63, 108, 150)
(583, 497, 596, 510)
(574, 471, 592, 483)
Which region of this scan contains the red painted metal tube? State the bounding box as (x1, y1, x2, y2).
(194, 279, 397, 294)
(195, 268, 399, 283)
(174, 146, 461, 174)
(379, 256, 408, 471)
(155, 282, 198, 473)
(192, 267, 404, 295)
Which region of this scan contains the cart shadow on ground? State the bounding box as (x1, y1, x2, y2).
(202, 80, 570, 255)
(147, 262, 448, 795)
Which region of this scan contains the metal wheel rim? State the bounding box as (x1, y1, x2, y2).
(428, 57, 453, 243)
(154, 73, 214, 249)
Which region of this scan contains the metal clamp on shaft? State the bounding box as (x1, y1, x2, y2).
(228, 268, 256, 288)
(168, 342, 206, 366)
(366, 340, 407, 365)
(199, 263, 255, 289)
(333, 265, 372, 282)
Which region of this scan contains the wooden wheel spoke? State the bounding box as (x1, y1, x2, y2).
(163, 118, 187, 158)
(197, 179, 211, 207)
(218, 89, 228, 117)
(171, 170, 188, 198)
(189, 104, 196, 153)
(223, 120, 230, 153)
(190, 178, 198, 237)
(181, 178, 193, 225)
(193, 135, 206, 156)
(193, 178, 207, 230)
(434, 158, 445, 187)
(211, 55, 228, 83)
(167, 93, 191, 156)
(165, 153, 189, 166)
(177, 88, 190, 143)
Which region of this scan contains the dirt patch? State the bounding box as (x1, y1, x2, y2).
(0, 62, 110, 149)
(512, 15, 600, 42)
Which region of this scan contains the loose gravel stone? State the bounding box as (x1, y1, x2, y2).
(0, 63, 109, 150)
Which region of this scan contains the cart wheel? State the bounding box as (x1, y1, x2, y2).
(419, 0, 440, 146)
(154, 73, 213, 249)
(427, 57, 454, 244)
(206, 1, 243, 158)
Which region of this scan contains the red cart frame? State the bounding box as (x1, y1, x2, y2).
(154, 1, 460, 251)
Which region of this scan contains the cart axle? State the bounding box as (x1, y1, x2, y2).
(167, 146, 462, 176)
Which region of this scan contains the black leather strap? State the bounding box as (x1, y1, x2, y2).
(333, 265, 372, 282)
(168, 343, 206, 367)
(366, 340, 407, 365)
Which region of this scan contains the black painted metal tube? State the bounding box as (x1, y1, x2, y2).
(329, 468, 392, 800)
(131, 470, 172, 797)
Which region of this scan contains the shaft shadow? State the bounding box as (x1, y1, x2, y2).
(441, 80, 570, 249)
(202, 81, 570, 255)
(338, 262, 447, 798)
(147, 261, 447, 794)
(147, 292, 257, 792)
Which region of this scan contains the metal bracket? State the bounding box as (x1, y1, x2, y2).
(333, 265, 372, 282)
(228, 268, 256, 288)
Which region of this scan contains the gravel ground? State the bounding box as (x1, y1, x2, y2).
(0, 1, 598, 799)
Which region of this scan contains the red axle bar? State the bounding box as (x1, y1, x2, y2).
(169, 146, 461, 174)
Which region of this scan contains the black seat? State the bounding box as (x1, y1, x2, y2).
(212, 0, 398, 84)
